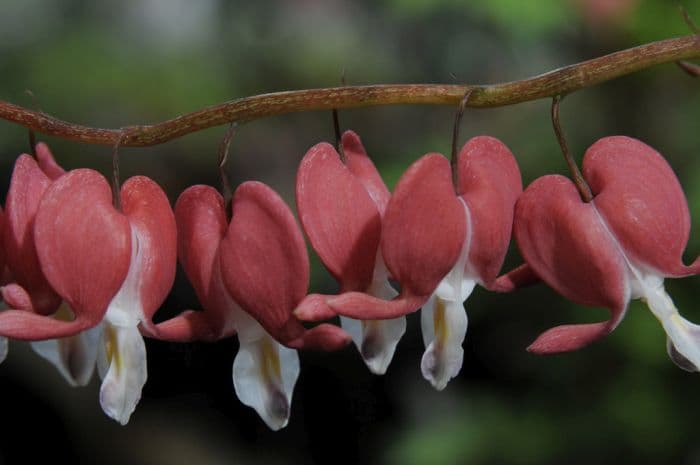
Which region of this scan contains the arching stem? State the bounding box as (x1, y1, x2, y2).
(218, 122, 237, 213)
(551, 95, 593, 203)
(450, 89, 472, 191)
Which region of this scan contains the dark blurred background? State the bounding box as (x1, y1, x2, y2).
(1, 1, 700, 464)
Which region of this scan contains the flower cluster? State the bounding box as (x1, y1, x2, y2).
(0, 132, 698, 429)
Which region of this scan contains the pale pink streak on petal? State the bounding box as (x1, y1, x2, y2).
(296, 142, 381, 291)
(457, 136, 522, 286)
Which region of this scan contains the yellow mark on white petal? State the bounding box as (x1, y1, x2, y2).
(53, 302, 74, 321)
(433, 297, 448, 351)
(104, 325, 121, 376)
(261, 337, 281, 383)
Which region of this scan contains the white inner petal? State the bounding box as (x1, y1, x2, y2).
(96, 225, 149, 425)
(342, 251, 405, 375)
(591, 204, 700, 371)
(97, 320, 147, 425)
(420, 199, 476, 390)
(232, 308, 299, 431)
(31, 302, 102, 387)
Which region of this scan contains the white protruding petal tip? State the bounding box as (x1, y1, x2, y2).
(642, 283, 700, 373)
(233, 333, 299, 431)
(31, 324, 102, 387)
(342, 316, 406, 375)
(98, 323, 147, 425)
(420, 294, 468, 391)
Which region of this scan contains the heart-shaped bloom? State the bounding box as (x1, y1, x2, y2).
(295, 131, 405, 375)
(515, 136, 700, 370)
(1, 145, 104, 385)
(328, 137, 522, 389)
(0, 163, 177, 424)
(148, 181, 349, 430)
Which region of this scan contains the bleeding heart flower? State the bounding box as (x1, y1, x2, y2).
(0, 159, 177, 424)
(149, 181, 349, 430)
(295, 131, 405, 375)
(1, 145, 102, 385)
(515, 136, 700, 370)
(328, 136, 522, 389)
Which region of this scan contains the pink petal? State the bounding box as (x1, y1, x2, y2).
(342, 131, 391, 214)
(490, 264, 540, 293)
(327, 292, 427, 320)
(0, 310, 96, 340)
(294, 293, 337, 322)
(35, 143, 66, 180)
(457, 136, 522, 286)
(3, 154, 61, 315)
(33, 169, 131, 335)
(119, 176, 177, 322)
(142, 309, 221, 342)
(527, 321, 615, 354)
(296, 142, 381, 291)
(583, 136, 699, 276)
(220, 181, 346, 350)
(381, 154, 466, 299)
(514, 174, 628, 352)
(159, 185, 234, 340)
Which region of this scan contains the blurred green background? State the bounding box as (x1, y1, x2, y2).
(1, 1, 700, 464)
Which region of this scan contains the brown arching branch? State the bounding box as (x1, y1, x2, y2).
(1, 34, 699, 147)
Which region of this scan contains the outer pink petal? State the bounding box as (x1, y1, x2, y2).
(219, 181, 308, 339)
(296, 142, 381, 291)
(342, 131, 391, 214)
(457, 136, 522, 286)
(514, 174, 628, 353)
(583, 136, 699, 276)
(33, 169, 131, 335)
(35, 142, 66, 180)
(220, 181, 348, 350)
(120, 176, 177, 322)
(490, 264, 540, 293)
(527, 321, 615, 354)
(294, 293, 337, 322)
(3, 155, 61, 315)
(149, 185, 232, 342)
(327, 292, 426, 320)
(382, 155, 466, 299)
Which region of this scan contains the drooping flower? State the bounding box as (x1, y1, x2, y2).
(327, 136, 522, 389)
(1, 145, 103, 385)
(295, 131, 405, 375)
(514, 136, 700, 370)
(0, 163, 177, 425)
(148, 181, 349, 430)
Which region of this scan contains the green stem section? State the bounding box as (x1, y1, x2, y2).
(0, 34, 699, 147)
